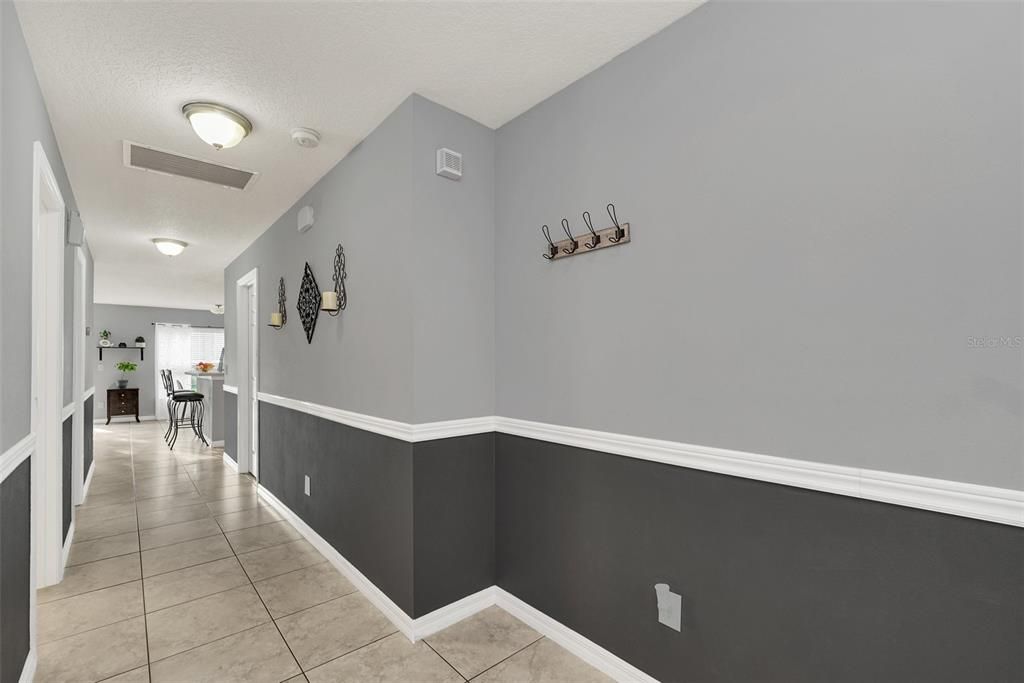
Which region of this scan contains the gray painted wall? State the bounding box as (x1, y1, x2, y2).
(223, 391, 236, 462)
(224, 95, 494, 423)
(411, 97, 495, 422)
(93, 304, 223, 419)
(0, 1, 81, 451)
(225, 97, 416, 420)
(0, 459, 32, 683)
(496, 435, 1024, 682)
(494, 1, 1023, 489)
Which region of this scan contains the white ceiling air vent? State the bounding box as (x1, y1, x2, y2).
(123, 141, 258, 190)
(436, 147, 462, 180)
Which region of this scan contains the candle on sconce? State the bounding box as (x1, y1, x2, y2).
(270, 312, 283, 327)
(321, 291, 339, 311)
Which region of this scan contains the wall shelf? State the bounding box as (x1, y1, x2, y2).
(97, 346, 144, 361)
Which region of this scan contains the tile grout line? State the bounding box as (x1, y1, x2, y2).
(463, 634, 546, 681)
(422, 638, 470, 681)
(174, 440, 309, 679)
(129, 423, 155, 683)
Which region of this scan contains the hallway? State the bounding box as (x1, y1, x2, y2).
(36, 423, 606, 683)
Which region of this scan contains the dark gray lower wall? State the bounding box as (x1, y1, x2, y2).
(495, 434, 1024, 682)
(1, 458, 32, 683)
(258, 401, 496, 617)
(84, 396, 94, 476)
(259, 401, 416, 613)
(223, 392, 237, 462)
(62, 416, 73, 542)
(412, 434, 495, 617)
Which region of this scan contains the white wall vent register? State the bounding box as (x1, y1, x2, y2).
(436, 147, 463, 180)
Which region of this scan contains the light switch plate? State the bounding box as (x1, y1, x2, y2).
(304, 475, 310, 496)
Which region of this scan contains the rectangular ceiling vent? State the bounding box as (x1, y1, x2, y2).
(123, 141, 257, 190)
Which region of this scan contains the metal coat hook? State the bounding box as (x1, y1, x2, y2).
(560, 219, 578, 254)
(541, 225, 557, 260)
(582, 211, 601, 249)
(539, 203, 630, 261)
(607, 203, 625, 243)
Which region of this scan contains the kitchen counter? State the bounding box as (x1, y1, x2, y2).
(185, 372, 224, 446)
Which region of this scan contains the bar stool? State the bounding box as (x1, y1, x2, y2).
(160, 370, 208, 449)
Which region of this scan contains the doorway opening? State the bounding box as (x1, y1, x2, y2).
(235, 268, 259, 479)
(31, 141, 67, 600)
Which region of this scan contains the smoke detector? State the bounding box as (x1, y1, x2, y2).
(292, 128, 321, 148)
(436, 148, 462, 180)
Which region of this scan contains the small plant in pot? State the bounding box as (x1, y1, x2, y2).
(99, 329, 112, 347)
(115, 361, 137, 389)
(135, 336, 146, 348)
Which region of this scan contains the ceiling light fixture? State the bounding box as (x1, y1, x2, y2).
(182, 102, 252, 150)
(152, 238, 188, 256)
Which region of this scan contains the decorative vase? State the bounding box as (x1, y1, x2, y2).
(117, 379, 128, 389)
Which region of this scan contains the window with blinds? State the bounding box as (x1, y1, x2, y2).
(190, 328, 225, 367)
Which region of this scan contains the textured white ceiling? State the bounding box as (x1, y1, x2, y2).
(17, 1, 702, 310)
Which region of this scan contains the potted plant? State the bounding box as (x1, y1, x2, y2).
(99, 329, 112, 347)
(135, 336, 146, 348)
(115, 361, 137, 389)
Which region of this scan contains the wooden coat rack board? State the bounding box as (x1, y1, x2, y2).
(542, 204, 631, 261)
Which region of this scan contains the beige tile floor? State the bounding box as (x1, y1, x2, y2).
(36, 422, 610, 683)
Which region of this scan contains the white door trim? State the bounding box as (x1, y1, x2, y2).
(31, 142, 66, 610)
(235, 268, 259, 478)
(71, 247, 87, 506)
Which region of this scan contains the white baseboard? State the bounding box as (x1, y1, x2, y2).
(494, 588, 656, 683)
(18, 650, 37, 683)
(211, 439, 224, 447)
(256, 484, 416, 640)
(223, 452, 238, 472)
(61, 519, 75, 571)
(83, 459, 95, 499)
(255, 483, 651, 681)
(413, 586, 497, 640)
(94, 415, 158, 424)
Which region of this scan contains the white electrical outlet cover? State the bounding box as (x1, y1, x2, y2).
(304, 475, 310, 496)
(655, 583, 682, 632)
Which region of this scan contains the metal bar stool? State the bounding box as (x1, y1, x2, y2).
(160, 370, 208, 449)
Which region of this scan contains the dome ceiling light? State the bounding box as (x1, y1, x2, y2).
(152, 238, 188, 256)
(182, 102, 252, 150)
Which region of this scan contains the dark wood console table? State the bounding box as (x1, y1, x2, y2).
(106, 388, 140, 424)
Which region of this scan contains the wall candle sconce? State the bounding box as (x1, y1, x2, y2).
(321, 243, 347, 316)
(269, 277, 287, 329)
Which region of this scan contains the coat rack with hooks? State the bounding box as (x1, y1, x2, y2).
(542, 203, 630, 261)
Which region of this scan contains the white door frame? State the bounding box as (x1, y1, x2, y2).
(31, 141, 66, 593)
(72, 247, 87, 505)
(235, 268, 259, 478)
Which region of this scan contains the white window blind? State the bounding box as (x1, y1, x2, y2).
(190, 328, 225, 366)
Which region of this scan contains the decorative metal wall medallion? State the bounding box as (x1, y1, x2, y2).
(326, 243, 347, 316)
(296, 262, 321, 344)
